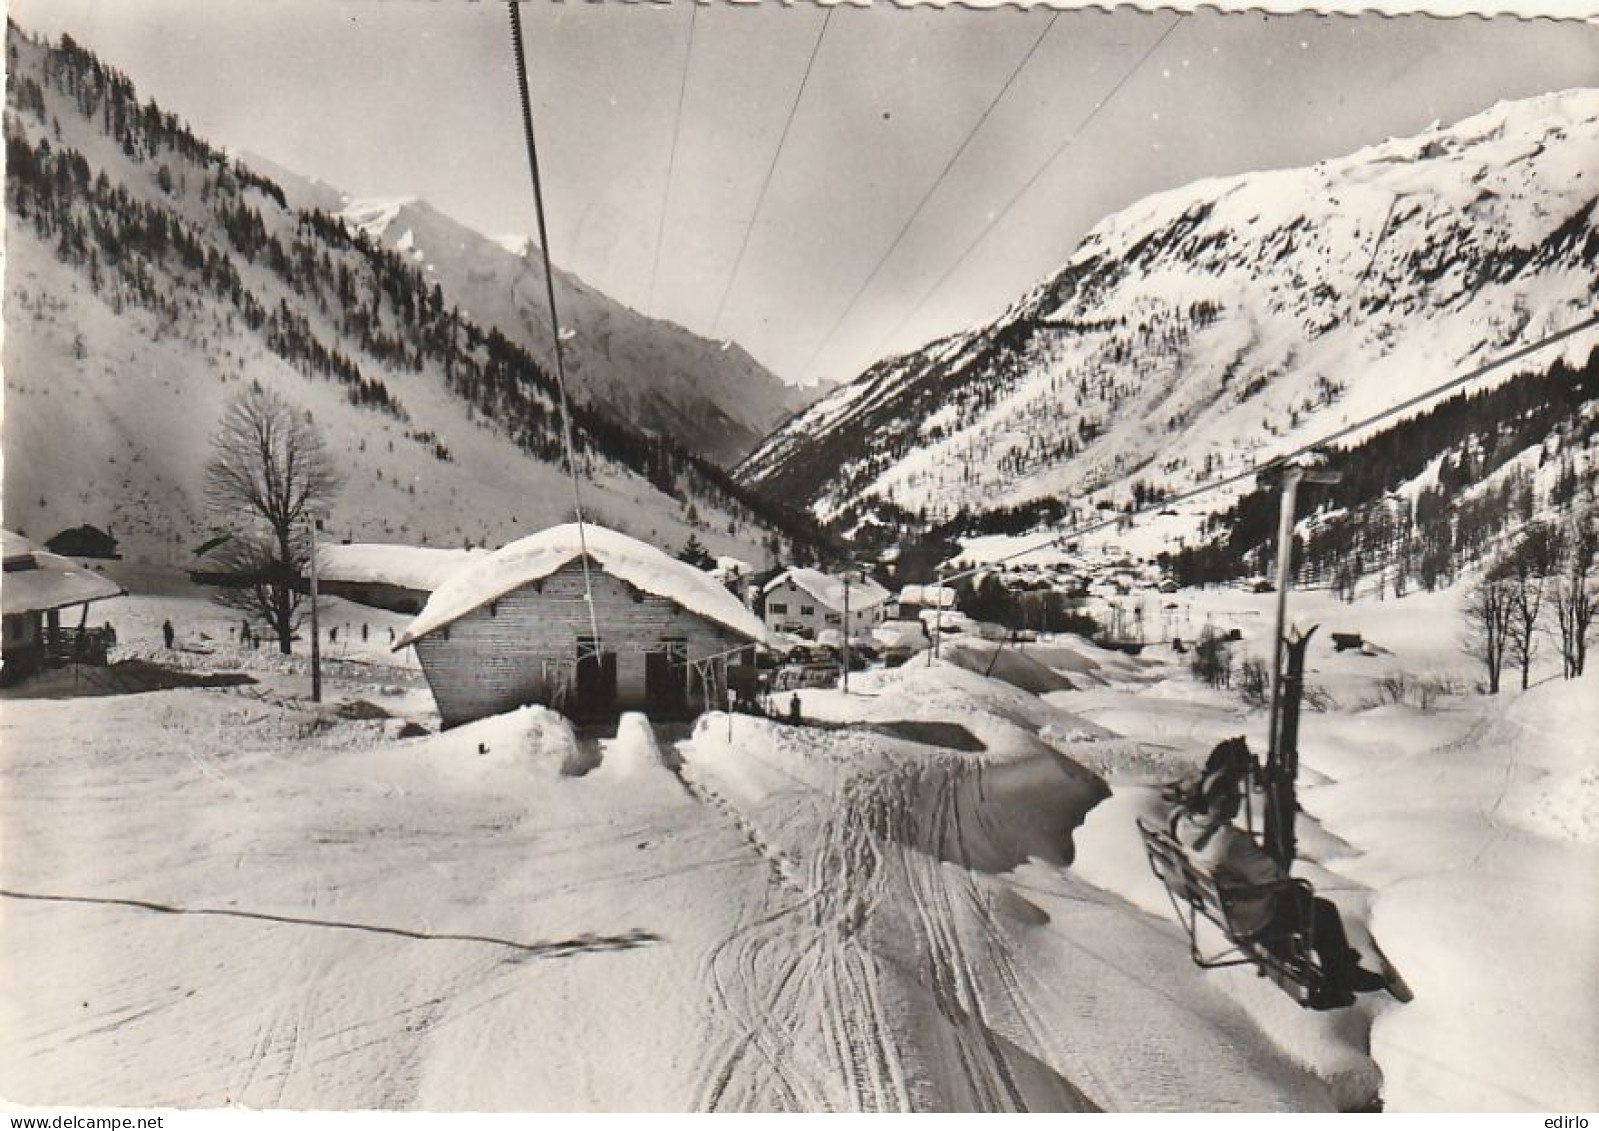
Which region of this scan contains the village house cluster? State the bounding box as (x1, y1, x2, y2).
(4, 518, 1198, 728)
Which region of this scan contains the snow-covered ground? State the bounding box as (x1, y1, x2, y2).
(1, 567, 1593, 1111)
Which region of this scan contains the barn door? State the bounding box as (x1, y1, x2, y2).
(645, 638, 688, 715)
(574, 636, 617, 719)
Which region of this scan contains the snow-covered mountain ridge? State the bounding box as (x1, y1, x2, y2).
(1, 26, 819, 565)
(740, 89, 1599, 541)
(259, 166, 822, 468)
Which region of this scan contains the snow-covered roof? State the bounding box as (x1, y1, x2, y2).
(899, 584, 957, 609)
(1, 532, 124, 615)
(762, 567, 891, 612)
(318, 543, 487, 592)
(873, 619, 929, 649)
(2, 528, 40, 567)
(395, 524, 771, 649)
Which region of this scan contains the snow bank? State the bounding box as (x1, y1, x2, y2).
(1287, 654, 1599, 1110)
(810, 660, 1114, 760)
(872, 619, 928, 649)
(591, 712, 684, 799)
(939, 638, 1075, 694)
(370, 704, 588, 782)
(1074, 786, 1186, 919)
(1372, 863, 1599, 1110)
(397, 523, 771, 647)
(1498, 668, 1599, 847)
(684, 712, 846, 810)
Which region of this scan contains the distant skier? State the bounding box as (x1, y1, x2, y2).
(162, 619, 175, 649)
(361, 623, 369, 643)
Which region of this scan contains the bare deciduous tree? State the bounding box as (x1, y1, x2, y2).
(1547, 510, 1597, 679)
(1462, 573, 1514, 695)
(203, 384, 341, 653)
(1500, 522, 1560, 690)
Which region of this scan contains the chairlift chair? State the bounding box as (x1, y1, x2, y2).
(1135, 818, 1343, 1009)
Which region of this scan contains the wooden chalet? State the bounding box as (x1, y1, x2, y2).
(395, 524, 772, 727)
(2, 529, 124, 685)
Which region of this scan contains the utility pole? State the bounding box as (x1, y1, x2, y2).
(841, 571, 852, 694)
(308, 514, 322, 704)
(1256, 451, 1339, 867)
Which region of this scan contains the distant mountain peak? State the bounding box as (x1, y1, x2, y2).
(335, 195, 420, 240)
(491, 232, 535, 257)
(740, 88, 1599, 548)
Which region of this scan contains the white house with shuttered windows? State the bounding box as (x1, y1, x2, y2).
(760, 567, 891, 640)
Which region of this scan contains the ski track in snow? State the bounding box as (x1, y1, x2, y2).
(673, 723, 1322, 1112)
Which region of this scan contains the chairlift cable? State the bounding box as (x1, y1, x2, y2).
(793, 10, 1061, 384)
(709, 6, 835, 336)
(863, 13, 1186, 371)
(647, 2, 699, 311)
(507, 1, 602, 648)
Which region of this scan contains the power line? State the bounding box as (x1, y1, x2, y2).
(929, 309, 1599, 589)
(709, 6, 834, 336)
(647, 1, 698, 311)
(507, 1, 602, 648)
(862, 12, 1186, 376)
(793, 10, 1061, 385)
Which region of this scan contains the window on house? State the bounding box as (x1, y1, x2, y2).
(768, 602, 788, 615)
(825, 613, 840, 626)
(800, 605, 814, 616)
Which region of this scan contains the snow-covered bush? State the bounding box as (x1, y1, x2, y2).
(1189, 626, 1232, 689)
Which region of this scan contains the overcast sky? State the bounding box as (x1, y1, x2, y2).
(11, 1, 1599, 385)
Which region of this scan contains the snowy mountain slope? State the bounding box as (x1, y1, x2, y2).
(2, 226, 713, 566)
(1, 27, 814, 567)
(741, 90, 1599, 538)
(253, 156, 822, 467)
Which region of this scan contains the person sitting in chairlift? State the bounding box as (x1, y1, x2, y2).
(1171, 754, 1386, 1003)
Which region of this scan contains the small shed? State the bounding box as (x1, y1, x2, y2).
(395, 524, 772, 727)
(2, 529, 125, 684)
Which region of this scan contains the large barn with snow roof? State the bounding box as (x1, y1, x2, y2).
(394, 524, 772, 726)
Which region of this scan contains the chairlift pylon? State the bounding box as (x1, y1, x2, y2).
(1136, 451, 1349, 1009)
